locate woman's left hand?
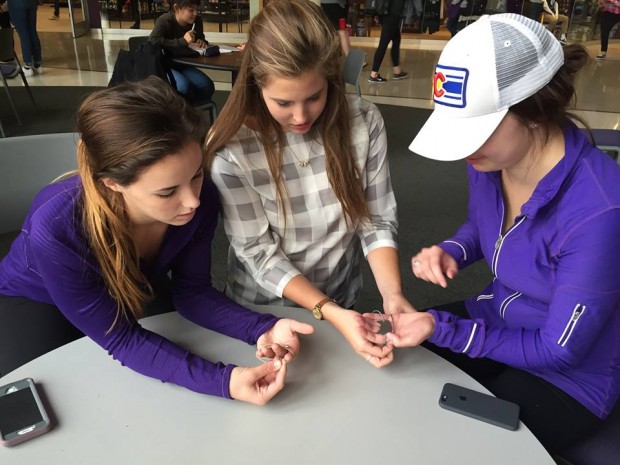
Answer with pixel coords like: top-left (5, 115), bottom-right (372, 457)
top-left (195, 39), bottom-right (207, 48)
top-left (382, 292), bottom-right (417, 315)
top-left (256, 318), bottom-right (315, 362)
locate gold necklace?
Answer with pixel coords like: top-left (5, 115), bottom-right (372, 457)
top-left (289, 137), bottom-right (316, 168)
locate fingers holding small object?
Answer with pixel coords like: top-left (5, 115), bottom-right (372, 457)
top-left (365, 351), bottom-right (394, 368)
top-left (256, 343), bottom-right (296, 363)
top-left (373, 351), bottom-right (394, 367)
top-left (283, 344), bottom-right (296, 360)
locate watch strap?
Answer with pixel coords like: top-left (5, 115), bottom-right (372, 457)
top-left (311, 297), bottom-right (333, 320)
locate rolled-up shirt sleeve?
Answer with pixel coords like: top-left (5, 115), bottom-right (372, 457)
top-left (356, 102), bottom-right (398, 255)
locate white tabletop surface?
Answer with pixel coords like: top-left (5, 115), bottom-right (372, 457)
top-left (0, 305), bottom-right (555, 464)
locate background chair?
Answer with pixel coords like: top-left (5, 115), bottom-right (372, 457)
top-left (0, 133), bottom-right (79, 237)
top-left (588, 128), bottom-right (620, 164)
top-left (0, 28), bottom-right (37, 127)
top-left (128, 34), bottom-right (149, 52)
top-left (343, 48), bottom-right (366, 96)
top-left (127, 36), bottom-right (217, 125)
top-left (195, 101), bottom-right (217, 126)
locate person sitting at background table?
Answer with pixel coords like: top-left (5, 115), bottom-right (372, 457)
top-left (359, 13), bottom-right (620, 458)
top-left (0, 77), bottom-right (314, 406)
top-left (149, 0), bottom-right (215, 105)
top-left (205, 0), bottom-right (413, 368)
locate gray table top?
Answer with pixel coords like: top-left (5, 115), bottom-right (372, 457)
top-left (0, 305), bottom-right (555, 464)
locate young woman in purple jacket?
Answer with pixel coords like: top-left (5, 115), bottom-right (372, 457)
top-left (0, 77), bottom-right (313, 405)
top-left (359, 14), bottom-right (620, 457)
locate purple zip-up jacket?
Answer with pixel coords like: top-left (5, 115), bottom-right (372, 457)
top-left (0, 176), bottom-right (279, 398)
top-left (432, 124), bottom-right (620, 419)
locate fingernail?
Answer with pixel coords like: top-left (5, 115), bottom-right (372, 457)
top-left (274, 359), bottom-right (282, 369)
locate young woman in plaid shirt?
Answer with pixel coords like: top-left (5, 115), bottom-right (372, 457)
top-left (206, 0), bottom-right (415, 367)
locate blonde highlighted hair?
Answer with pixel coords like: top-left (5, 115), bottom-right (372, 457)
top-left (205, 0), bottom-right (369, 224)
top-left (76, 77), bottom-right (206, 329)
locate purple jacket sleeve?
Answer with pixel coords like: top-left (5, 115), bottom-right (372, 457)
top-left (428, 210), bottom-right (620, 371)
top-left (170, 190), bottom-right (279, 346)
top-left (28, 211), bottom-right (274, 400)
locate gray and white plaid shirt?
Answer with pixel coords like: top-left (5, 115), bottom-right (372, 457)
top-left (211, 95), bottom-right (398, 308)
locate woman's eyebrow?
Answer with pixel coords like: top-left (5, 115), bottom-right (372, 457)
top-left (155, 167), bottom-right (203, 192)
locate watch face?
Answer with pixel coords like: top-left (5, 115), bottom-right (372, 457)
top-left (312, 307), bottom-right (323, 320)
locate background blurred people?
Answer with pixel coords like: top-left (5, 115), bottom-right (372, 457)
top-left (541, 0), bottom-right (568, 44)
top-left (368, 0), bottom-right (408, 82)
top-left (8, 0), bottom-right (43, 75)
top-left (117, 0), bottom-right (141, 29)
top-left (596, 0), bottom-right (620, 58)
top-left (49, 0), bottom-right (59, 20)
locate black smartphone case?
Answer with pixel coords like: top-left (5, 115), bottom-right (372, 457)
top-left (439, 383), bottom-right (520, 431)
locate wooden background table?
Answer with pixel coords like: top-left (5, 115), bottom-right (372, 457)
top-left (173, 50), bottom-right (242, 84)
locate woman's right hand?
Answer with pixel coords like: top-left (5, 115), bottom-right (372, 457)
top-left (183, 30), bottom-right (195, 44)
top-left (325, 306), bottom-right (394, 368)
top-left (229, 359), bottom-right (287, 406)
top-left (411, 245), bottom-right (458, 288)
top-left (357, 311), bottom-right (436, 348)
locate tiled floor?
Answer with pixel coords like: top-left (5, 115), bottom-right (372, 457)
top-left (5, 12), bottom-right (620, 130)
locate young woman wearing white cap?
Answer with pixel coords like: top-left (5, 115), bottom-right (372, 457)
top-left (358, 13), bottom-right (620, 457)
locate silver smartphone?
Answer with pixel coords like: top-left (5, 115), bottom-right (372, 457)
top-left (0, 378), bottom-right (52, 446)
top-left (439, 383), bottom-right (520, 431)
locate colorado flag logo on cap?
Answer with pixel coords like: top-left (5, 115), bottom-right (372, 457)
top-left (433, 65), bottom-right (468, 108)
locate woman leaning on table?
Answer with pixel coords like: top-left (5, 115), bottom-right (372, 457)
top-left (205, 0), bottom-right (413, 367)
top-left (0, 77), bottom-right (313, 405)
top-left (359, 14), bottom-right (620, 457)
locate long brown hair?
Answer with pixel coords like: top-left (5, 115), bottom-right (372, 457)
top-left (205, 0), bottom-right (369, 225)
top-left (76, 77), bottom-right (206, 328)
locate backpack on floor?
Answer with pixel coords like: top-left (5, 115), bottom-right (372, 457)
top-left (108, 42), bottom-right (176, 90)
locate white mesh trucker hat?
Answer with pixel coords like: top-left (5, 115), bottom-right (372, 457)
top-left (409, 13), bottom-right (564, 161)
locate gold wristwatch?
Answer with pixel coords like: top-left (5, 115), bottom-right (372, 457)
top-left (311, 298), bottom-right (334, 320)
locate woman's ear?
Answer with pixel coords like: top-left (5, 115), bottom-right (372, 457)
top-left (101, 177), bottom-right (124, 193)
